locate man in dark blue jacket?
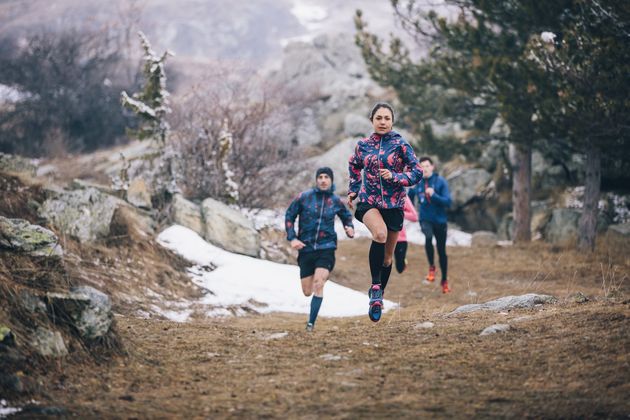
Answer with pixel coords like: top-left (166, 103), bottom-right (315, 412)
top-left (285, 167), bottom-right (354, 331)
top-left (409, 157), bottom-right (452, 293)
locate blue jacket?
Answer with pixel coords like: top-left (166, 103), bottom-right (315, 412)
top-left (408, 173), bottom-right (451, 224)
top-left (285, 186), bottom-right (354, 254)
top-left (348, 131), bottom-right (423, 209)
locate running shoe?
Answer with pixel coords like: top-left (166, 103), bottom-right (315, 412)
top-left (402, 258), bottom-right (408, 273)
top-left (368, 284), bottom-right (383, 322)
top-left (425, 265), bottom-right (436, 283)
top-left (305, 322), bottom-right (314, 332)
top-left (441, 280), bottom-right (451, 294)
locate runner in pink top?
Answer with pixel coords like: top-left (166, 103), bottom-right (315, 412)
top-left (393, 196), bottom-right (418, 276)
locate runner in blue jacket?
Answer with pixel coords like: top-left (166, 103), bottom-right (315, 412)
top-left (409, 157), bottom-right (452, 293)
top-left (285, 167), bottom-right (354, 331)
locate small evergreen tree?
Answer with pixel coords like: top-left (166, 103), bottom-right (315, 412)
top-left (121, 31), bottom-right (173, 144)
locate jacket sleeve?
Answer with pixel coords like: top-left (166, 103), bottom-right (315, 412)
top-left (403, 196), bottom-right (419, 222)
top-left (285, 195), bottom-right (302, 241)
top-left (392, 143), bottom-right (423, 187)
top-left (335, 197), bottom-right (354, 228)
top-left (348, 143), bottom-right (363, 195)
top-left (430, 177), bottom-right (452, 208)
top-left (407, 184), bottom-right (418, 207)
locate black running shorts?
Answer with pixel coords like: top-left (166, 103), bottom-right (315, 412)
top-left (354, 202), bottom-right (404, 232)
top-left (297, 249), bottom-right (336, 279)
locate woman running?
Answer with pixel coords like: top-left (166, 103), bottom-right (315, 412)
top-left (347, 102), bottom-right (423, 322)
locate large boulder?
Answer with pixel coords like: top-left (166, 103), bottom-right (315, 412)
top-left (544, 208), bottom-right (608, 246)
top-left (39, 187), bottom-right (124, 243)
top-left (201, 198), bottom-right (260, 257)
top-left (170, 194), bottom-right (204, 236)
top-left (0, 216), bottom-right (63, 258)
top-left (46, 286), bottom-right (113, 340)
top-left (447, 168), bottom-right (493, 209)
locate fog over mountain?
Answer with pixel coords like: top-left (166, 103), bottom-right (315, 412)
top-left (0, 0), bottom-right (410, 66)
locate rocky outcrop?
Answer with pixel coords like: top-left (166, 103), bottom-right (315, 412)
top-left (201, 198), bottom-right (260, 257)
top-left (46, 286), bottom-right (113, 340)
top-left (449, 294), bottom-right (557, 315)
top-left (447, 168), bottom-right (493, 209)
top-left (0, 152), bottom-right (37, 176)
top-left (39, 187), bottom-right (125, 243)
top-left (274, 33), bottom-right (384, 150)
top-left (0, 216), bottom-right (62, 258)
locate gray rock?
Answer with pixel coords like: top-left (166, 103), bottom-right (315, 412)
top-left (18, 290), bottom-right (47, 314)
top-left (480, 324), bottom-right (511, 336)
top-left (0, 325), bottom-right (15, 346)
top-left (449, 293), bottom-right (557, 315)
top-left (478, 140), bottom-right (506, 172)
top-left (607, 223), bottom-right (630, 241)
top-left (39, 187), bottom-right (124, 243)
top-left (414, 321), bottom-right (435, 329)
top-left (126, 178), bottom-right (152, 209)
top-left (447, 168), bottom-right (493, 209)
top-left (0, 152), bottom-right (37, 176)
top-left (0, 217), bottom-right (63, 258)
top-left (343, 113), bottom-right (372, 137)
top-left (30, 327), bottom-right (68, 357)
top-left (47, 286), bottom-right (113, 340)
top-left (471, 231), bottom-right (498, 247)
top-left (544, 208), bottom-right (580, 246)
top-left (570, 292), bottom-right (589, 304)
top-left (170, 194), bottom-right (204, 236)
top-left (201, 198), bottom-right (260, 257)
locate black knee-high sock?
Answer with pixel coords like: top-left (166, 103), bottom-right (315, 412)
top-left (380, 264), bottom-right (393, 292)
top-left (369, 241), bottom-right (385, 284)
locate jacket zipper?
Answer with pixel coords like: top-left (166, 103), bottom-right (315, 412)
top-left (313, 194), bottom-right (325, 250)
top-left (378, 137), bottom-right (384, 206)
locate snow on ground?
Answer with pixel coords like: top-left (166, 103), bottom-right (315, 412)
top-left (0, 399), bottom-right (22, 418)
top-left (157, 225), bottom-right (395, 319)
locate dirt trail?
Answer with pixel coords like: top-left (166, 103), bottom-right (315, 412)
top-left (25, 240), bottom-right (630, 418)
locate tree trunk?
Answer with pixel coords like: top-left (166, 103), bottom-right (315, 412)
top-left (577, 143), bottom-right (601, 252)
top-left (509, 142), bottom-right (532, 243)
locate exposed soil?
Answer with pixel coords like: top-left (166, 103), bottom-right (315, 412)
top-left (12, 238), bottom-right (629, 418)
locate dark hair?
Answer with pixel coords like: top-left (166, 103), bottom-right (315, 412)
top-left (419, 156), bottom-right (434, 164)
top-left (369, 102), bottom-right (395, 123)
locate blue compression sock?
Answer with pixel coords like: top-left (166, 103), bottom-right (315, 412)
top-left (309, 296), bottom-right (323, 325)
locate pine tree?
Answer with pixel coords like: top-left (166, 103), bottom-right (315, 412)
top-left (356, 1), bottom-right (570, 243)
top-left (527, 2), bottom-right (630, 251)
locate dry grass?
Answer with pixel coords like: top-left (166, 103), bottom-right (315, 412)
top-left (11, 238), bottom-right (629, 418)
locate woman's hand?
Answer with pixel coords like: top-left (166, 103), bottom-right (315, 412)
top-left (344, 226), bottom-right (355, 238)
top-left (290, 239), bottom-right (305, 250)
top-left (379, 168), bottom-right (393, 180)
top-left (347, 192), bottom-right (357, 210)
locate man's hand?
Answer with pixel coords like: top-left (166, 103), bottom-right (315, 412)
top-left (290, 239), bottom-right (305, 250)
top-left (347, 192), bottom-right (357, 210)
top-left (344, 226), bottom-right (355, 238)
top-left (426, 187), bottom-right (435, 196)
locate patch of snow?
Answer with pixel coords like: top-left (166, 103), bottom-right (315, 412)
top-left (291, 1), bottom-right (328, 28)
top-left (158, 225), bottom-right (396, 318)
top-left (541, 31), bottom-right (556, 43)
top-left (0, 399), bottom-right (22, 417)
top-left (149, 304), bottom-right (193, 322)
